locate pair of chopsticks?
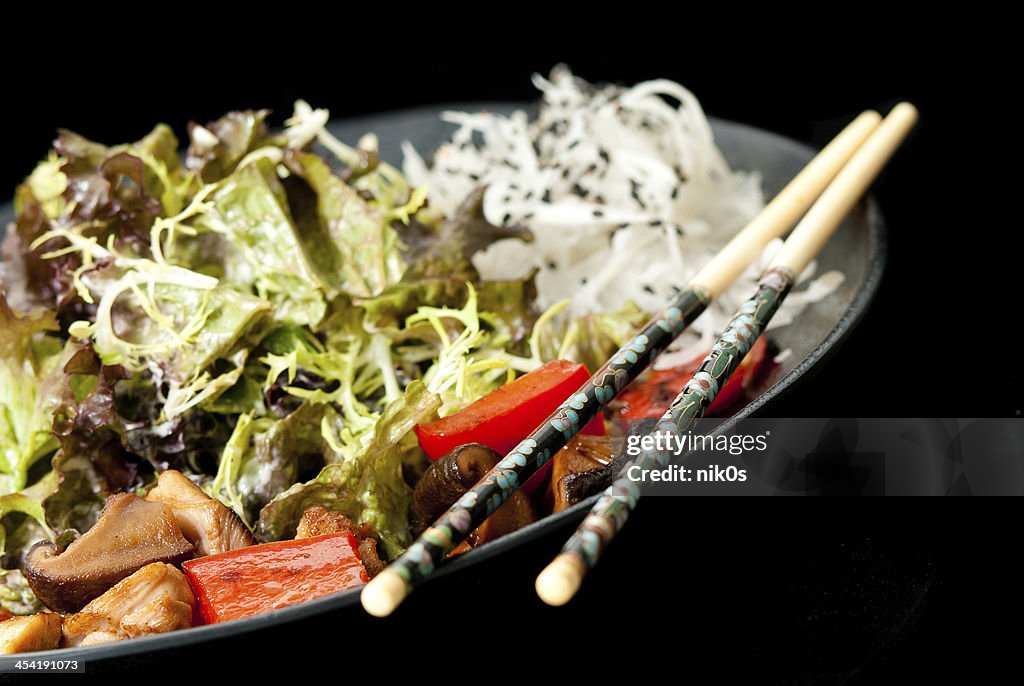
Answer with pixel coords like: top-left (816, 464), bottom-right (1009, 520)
top-left (363, 103), bottom-right (917, 616)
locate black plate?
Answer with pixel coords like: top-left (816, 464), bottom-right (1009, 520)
top-left (0, 103), bottom-right (883, 664)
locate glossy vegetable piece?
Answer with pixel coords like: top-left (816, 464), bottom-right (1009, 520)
top-left (616, 336), bottom-right (769, 419)
top-left (415, 359), bottom-right (605, 461)
top-left (181, 533), bottom-right (369, 624)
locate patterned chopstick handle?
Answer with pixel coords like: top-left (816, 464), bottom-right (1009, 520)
top-left (389, 287), bottom-right (711, 589)
top-left (560, 267), bottom-right (794, 570)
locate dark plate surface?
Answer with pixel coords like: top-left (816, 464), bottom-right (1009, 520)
top-left (0, 103), bottom-right (883, 665)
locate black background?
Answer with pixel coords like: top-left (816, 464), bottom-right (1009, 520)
top-left (1, 17), bottom-right (1017, 683)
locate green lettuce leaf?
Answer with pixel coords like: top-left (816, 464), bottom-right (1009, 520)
top-left (196, 158), bottom-right (326, 326)
top-left (43, 451), bottom-right (118, 536)
top-left (286, 152), bottom-right (404, 299)
top-left (557, 301), bottom-right (649, 372)
top-left (89, 278), bottom-right (269, 381)
top-left (0, 481), bottom-right (55, 562)
top-left (1, 475), bottom-right (57, 615)
top-left (357, 186), bottom-right (539, 347)
top-left (0, 295), bottom-right (63, 493)
top-left (256, 380), bottom-right (440, 558)
top-left (207, 402), bottom-right (333, 526)
top-left (0, 570), bottom-right (41, 616)
top-left (186, 109), bottom-right (271, 183)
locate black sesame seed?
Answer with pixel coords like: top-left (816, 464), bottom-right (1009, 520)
top-left (567, 140), bottom-right (580, 150)
top-left (468, 173), bottom-right (480, 182)
top-left (593, 209), bottom-right (605, 218)
top-left (649, 219), bottom-right (663, 227)
top-left (580, 277), bottom-right (588, 285)
top-left (674, 227), bottom-right (684, 237)
top-left (670, 185), bottom-right (680, 200)
top-left (642, 285), bottom-right (655, 294)
top-left (630, 179), bottom-right (647, 209)
top-left (598, 148), bottom-right (610, 164)
top-left (547, 261), bottom-right (557, 270)
top-left (501, 212), bottom-right (512, 224)
top-left (541, 189), bottom-right (552, 203)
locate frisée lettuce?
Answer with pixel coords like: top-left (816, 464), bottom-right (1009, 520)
top-left (0, 101), bottom-right (544, 613)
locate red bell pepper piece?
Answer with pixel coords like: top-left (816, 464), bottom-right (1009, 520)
top-left (181, 533), bottom-right (368, 624)
top-left (415, 359), bottom-right (605, 462)
top-left (617, 336), bottom-right (769, 419)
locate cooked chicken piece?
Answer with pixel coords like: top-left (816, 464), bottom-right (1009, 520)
top-left (146, 470), bottom-right (254, 556)
top-left (61, 563), bottom-right (195, 647)
top-left (296, 505), bottom-right (355, 539)
top-left (0, 613), bottom-right (62, 654)
top-left (295, 506), bottom-right (385, 577)
top-left (23, 493), bottom-right (194, 613)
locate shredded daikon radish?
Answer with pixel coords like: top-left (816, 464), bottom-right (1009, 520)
top-left (403, 66), bottom-right (844, 368)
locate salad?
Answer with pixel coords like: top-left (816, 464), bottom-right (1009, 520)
top-left (0, 68), bottom-right (839, 653)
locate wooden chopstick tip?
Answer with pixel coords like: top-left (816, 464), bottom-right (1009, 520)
top-left (853, 109), bottom-right (883, 128)
top-left (536, 553), bottom-right (587, 607)
top-left (361, 568), bottom-right (408, 617)
top-left (887, 102), bottom-right (919, 128)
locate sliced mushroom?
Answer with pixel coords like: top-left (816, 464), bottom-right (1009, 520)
top-left (412, 443), bottom-right (537, 554)
top-left (22, 493), bottom-right (194, 613)
top-left (62, 562), bottom-right (195, 647)
top-left (450, 489), bottom-right (537, 555)
top-left (411, 443), bottom-right (502, 535)
top-left (551, 434), bottom-right (618, 512)
top-left (145, 470), bottom-right (254, 556)
top-left (0, 613), bottom-right (62, 654)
